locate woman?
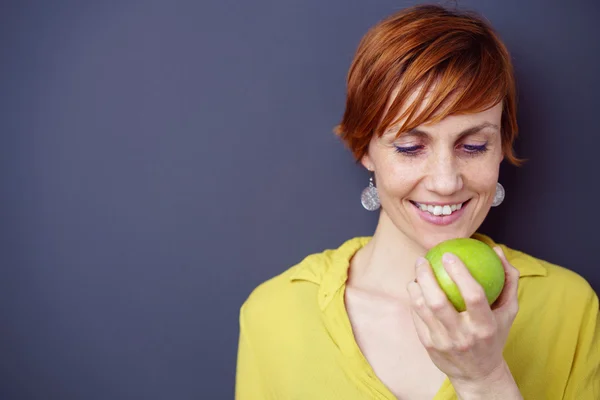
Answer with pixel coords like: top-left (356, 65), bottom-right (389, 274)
top-left (235, 4), bottom-right (600, 399)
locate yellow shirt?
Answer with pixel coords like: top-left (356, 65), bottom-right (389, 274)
top-left (235, 234), bottom-right (600, 399)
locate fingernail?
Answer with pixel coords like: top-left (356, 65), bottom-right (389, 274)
top-left (416, 257), bottom-right (427, 266)
top-left (442, 253), bottom-right (456, 264)
top-left (494, 246), bottom-right (505, 258)
top-left (414, 258), bottom-right (426, 276)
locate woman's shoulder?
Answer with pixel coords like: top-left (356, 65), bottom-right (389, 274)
top-left (486, 237), bottom-right (600, 395)
top-left (239, 251), bottom-right (326, 313)
top-left (239, 237), bottom-right (369, 327)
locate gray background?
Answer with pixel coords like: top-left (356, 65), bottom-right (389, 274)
top-left (2, 0), bottom-right (599, 399)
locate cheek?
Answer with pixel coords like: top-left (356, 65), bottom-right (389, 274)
top-left (377, 160), bottom-right (419, 193)
top-left (463, 162), bottom-right (499, 193)
top-left (377, 163), bottom-right (415, 198)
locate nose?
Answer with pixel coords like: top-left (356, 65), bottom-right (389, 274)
top-left (424, 149), bottom-right (464, 196)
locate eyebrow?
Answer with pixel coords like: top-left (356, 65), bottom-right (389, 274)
top-left (402, 122), bottom-right (500, 140)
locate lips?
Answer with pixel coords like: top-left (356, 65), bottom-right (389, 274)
top-left (410, 199), bottom-right (471, 226)
top-left (411, 200), bottom-right (470, 216)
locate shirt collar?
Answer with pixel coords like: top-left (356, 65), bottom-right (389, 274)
top-left (289, 237), bottom-right (370, 310)
top-left (290, 233), bottom-right (547, 311)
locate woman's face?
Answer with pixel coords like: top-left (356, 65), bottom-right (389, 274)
top-left (362, 97), bottom-right (504, 250)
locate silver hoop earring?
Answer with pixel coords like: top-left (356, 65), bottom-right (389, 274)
top-left (361, 175), bottom-right (380, 211)
top-left (491, 182), bottom-right (505, 207)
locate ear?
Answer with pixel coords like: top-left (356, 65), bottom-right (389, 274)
top-left (360, 153), bottom-right (374, 172)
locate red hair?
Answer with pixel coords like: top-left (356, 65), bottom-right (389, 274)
top-left (335, 4), bottom-right (523, 166)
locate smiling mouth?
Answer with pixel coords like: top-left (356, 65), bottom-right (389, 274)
top-left (409, 199), bottom-right (471, 216)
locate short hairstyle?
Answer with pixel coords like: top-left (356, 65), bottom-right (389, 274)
top-left (334, 4), bottom-right (523, 166)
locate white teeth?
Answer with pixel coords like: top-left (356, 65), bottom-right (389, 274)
top-left (415, 201), bottom-right (466, 216)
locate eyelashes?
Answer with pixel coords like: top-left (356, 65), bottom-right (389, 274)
top-left (394, 145), bottom-right (423, 155)
top-left (463, 144), bottom-right (489, 154)
top-left (394, 144), bottom-right (489, 157)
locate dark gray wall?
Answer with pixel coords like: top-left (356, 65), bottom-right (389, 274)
top-left (2, 0), bottom-right (598, 399)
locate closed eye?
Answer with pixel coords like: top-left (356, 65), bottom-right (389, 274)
top-left (394, 145), bottom-right (423, 155)
top-left (462, 144), bottom-right (488, 154)
top-left (394, 143), bottom-right (489, 157)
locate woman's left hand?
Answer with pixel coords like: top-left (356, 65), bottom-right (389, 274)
top-left (406, 246), bottom-right (520, 388)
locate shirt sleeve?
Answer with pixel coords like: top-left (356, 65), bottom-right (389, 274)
top-left (563, 290), bottom-right (600, 399)
top-left (235, 303), bottom-right (266, 400)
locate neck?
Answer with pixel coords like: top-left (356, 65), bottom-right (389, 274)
top-left (348, 211), bottom-right (426, 300)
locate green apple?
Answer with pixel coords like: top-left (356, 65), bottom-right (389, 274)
top-left (425, 238), bottom-right (505, 312)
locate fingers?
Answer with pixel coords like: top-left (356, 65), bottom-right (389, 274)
top-left (406, 281), bottom-right (435, 346)
top-left (442, 252), bottom-right (493, 325)
top-left (407, 279), bottom-right (458, 350)
top-left (407, 279), bottom-right (440, 332)
top-left (414, 257), bottom-right (459, 330)
top-left (491, 246), bottom-right (520, 319)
